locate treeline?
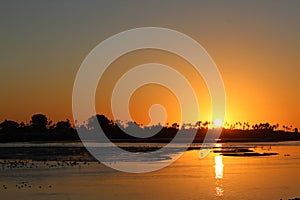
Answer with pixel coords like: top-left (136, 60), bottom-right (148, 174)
top-left (0, 114), bottom-right (299, 143)
top-left (0, 114), bottom-right (78, 142)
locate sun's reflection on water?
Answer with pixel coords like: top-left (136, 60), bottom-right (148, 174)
top-left (215, 155), bottom-right (223, 179)
top-left (214, 155), bottom-right (224, 197)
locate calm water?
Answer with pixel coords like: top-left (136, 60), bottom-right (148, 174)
top-left (0, 141), bottom-right (299, 200)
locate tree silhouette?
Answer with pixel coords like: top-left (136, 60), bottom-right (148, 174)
top-left (171, 123), bottom-right (179, 129)
top-left (283, 125), bottom-right (286, 131)
top-left (0, 113), bottom-right (299, 143)
top-left (30, 114), bottom-right (49, 130)
top-left (202, 121), bottom-right (209, 129)
top-left (195, 121), bottom-right (202, 129)
top-left (55, 119), bottom-right (72, 130)
top-left (0, 120), bottom-right (19, 131)
top-left (246, 122), bottom-right (250, 130)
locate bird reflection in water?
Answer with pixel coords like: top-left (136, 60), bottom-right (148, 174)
top-left (214, 155), bottom-right (224, 197)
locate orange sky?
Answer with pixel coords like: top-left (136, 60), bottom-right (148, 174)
top-left (95, 49), bottom-right (211, 126)
top-left (0, 1), bottom-right (299, 129)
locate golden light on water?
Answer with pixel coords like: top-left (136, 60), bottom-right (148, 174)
top-left (214, 155), bottom-right (224, 179)
top-left (214, 155), bottom-right (224, 197)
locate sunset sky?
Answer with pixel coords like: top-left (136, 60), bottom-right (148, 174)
top-left (1, 1), bottom-right (300, 128)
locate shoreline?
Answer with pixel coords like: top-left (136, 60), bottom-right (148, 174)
top-left (1, 137), bottom-right (300, 144)
top-left (0, 141), bottom-right (299, 161)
